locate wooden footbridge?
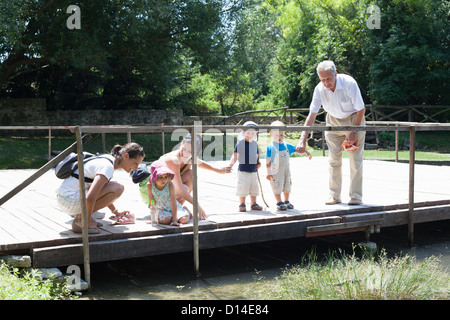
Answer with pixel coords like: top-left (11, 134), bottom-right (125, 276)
top-left (0, 123), bottom-right (449, 290)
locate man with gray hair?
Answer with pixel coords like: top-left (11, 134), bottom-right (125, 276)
top-left (296, 60), bottom-right (366, 205)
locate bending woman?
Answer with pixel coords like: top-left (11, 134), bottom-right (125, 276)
top-left (56, 142), bottom-right (145, 234)
top-left (159, 134), bottom-right (231, 220)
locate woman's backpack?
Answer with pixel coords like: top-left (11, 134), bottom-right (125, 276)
top-left (55, 152), bottom-right (113, 182)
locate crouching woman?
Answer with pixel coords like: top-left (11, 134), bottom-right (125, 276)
top-left (56, 143), bottom-right (145, 234)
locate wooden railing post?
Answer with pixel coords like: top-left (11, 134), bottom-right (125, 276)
top-left (408, 125), bottom-right (416, 247)
top-left (395, 124), bottom-right (399, 162)
top-left (101, 133), bottom-right (106, 154)
top-left (191, 122), bottom-right (201, 277)
top-left (75, 126), bottom-right (91, 290)
top-left (48, 128), bottom-right (52, 161)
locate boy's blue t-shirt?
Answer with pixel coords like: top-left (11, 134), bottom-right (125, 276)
top-left (266, 141), bottom-right (296, 163)
top-left (234, 139), bottom-right (259, 172)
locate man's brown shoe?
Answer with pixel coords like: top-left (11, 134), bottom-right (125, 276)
top-left (325, 197), bottom-right (341, 205)
top-left (348, 198), bottom-right (362, 205)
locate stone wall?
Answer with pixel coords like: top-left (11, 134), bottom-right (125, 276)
top-left (0, 99), bottom-right (48, 126)
top-left (46, 108), bottom-right (184, 126)
top-left (0, 99), bottom-right (281, 127)
top-left (0, 99), bottom-right (184, 126)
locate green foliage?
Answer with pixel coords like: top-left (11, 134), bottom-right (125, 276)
top-left (0, 261), bottom-right (74, 300)
top-left (261, 0), bottom-right (370, 108)
top-left (365, 0), bottom-right (450, 105)
top-left (257, 0), bottom-right (449, 108)
top-left (0, 0), bottom-right (448, 115)
top-left (0, 0), bottom-right (231, 113)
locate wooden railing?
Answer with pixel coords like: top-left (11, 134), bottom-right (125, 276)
top-left (1, 122), bottom-right (450, 289)
top-left (285, 105), bottom-right (450, 124)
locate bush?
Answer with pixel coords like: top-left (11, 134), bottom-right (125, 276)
top-left (0, 261), bottom-right (74, 300)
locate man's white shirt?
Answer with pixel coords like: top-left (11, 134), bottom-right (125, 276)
top-left (310, 73), bottom-right (365, 119)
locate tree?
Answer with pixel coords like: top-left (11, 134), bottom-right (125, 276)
top-left (0, 0), bottom-right (232, 113)
top-left (364, 0), bottom-right (450, 105)
top-left (176, 0), bottom-right (278, 116)
top-left (2, 0), bottom-right (447, 116)
top-left (259, 0), bottom-right (449, 109)
top-left (261, 0), bottom-right (371, 109)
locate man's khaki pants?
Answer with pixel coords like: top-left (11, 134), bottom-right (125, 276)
top-left (325, 113), bottom-right (365, 201)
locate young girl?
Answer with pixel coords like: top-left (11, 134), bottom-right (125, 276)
top-left (146, 160), bottom-right (190, 226)
top-left (56, 142), bottom-right (145, 234)
top-left (159, 133), bottom-right (231, 220)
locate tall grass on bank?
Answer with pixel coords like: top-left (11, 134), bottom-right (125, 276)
top-left (0, 261), bottom-right (74, 300)
top-left (251, 248), bottom-right (450, 300)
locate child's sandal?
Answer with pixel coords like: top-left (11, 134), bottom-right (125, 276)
top-left (109, 210), bottom-right (131, 221)
top-left (284, 201), bottom-right (294, 209)
top-left (113, 212), bottom-right (135, 225)
top-left (251, 203), bottom-right (263, 211)
top-left (277, 201), bottom-right (287, 211)
top-left (239, 203), bottom-right (246, 212)
top-left (276, 202), bottom-right (287, 211)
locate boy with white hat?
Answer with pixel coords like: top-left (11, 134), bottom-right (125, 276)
top-left (226, 121), bottom-right (263, 212)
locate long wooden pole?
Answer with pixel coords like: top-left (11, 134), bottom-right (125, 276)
top-left (408, 126), bottom-right (416, 247)
top-left (48, 128), bottom-right (52, 161)
top-left (75, 126), bottom-right (91, 290)
top-left (395, 124), bottom-right (399, 162)
top-left (191, 123), bottom-right (200, 277)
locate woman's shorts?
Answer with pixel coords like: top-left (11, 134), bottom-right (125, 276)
top-left (56, 190), bottom-right (87, 215)
top-left (236, 171), bottom-right (259, 197)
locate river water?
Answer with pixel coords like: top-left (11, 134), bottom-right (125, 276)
top-left (82, 220), bottom-right (450, 300)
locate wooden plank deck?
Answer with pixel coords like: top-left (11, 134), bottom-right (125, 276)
top-left (0, 157), bottom-right (449, 268)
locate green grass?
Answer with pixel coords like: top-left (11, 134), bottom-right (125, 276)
top-left (304, 149), bottom-right (450, 162)
top-left (261, 131), bottom-right (450, 163)
top-left (379, 131), bottom-right (450, 153)
top-left (0, 261), bottom-right (75, 300)
top-left (0, 133), bottom-right (181, 169)
top-left (0, 130), bottom-right (449, 169)
top-left (249, 248), bottom-right (450, 300)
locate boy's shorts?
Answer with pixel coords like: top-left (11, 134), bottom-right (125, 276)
top-left (269, 165), bottom-right (292, 194)
top-left (236, 171), bottom-right (260, 197)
